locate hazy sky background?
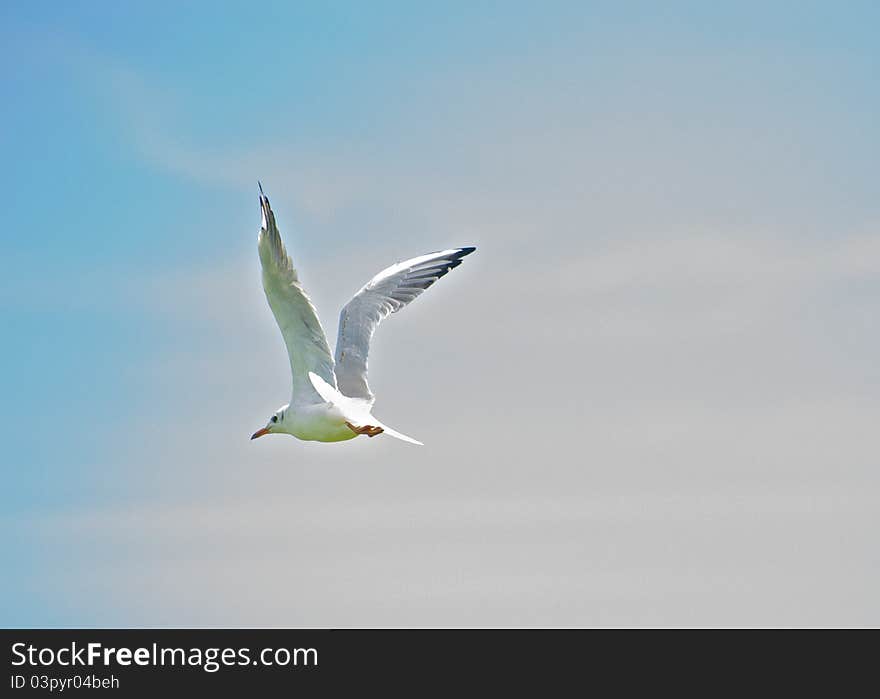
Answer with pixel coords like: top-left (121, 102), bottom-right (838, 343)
top-left (2, 1), bottom-right (879, 626)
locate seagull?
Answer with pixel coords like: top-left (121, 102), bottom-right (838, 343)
top-left (250, 184), bottom-right (476, 446)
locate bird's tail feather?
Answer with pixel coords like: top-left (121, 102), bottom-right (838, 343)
top-left (371, 420), bottom-right (424, 446)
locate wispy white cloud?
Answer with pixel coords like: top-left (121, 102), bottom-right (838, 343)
top-left (15, 487), bottom-right (878, 626)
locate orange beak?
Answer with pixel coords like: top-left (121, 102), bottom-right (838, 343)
top-left (251, 427), bottom-right (270, 440)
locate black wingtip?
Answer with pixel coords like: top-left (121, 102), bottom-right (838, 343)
top-left (258, 182), bottom-right (271, 213)
top-left (458, 246), bottom-right (477, 256)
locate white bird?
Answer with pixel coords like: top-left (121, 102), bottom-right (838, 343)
top-left (250, 185), bottom-right (475, 446)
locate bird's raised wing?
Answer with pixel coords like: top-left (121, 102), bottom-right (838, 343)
top-left (334, 247), bottom-right (476, 402)
top-left (258, 189), bottom-right (336, 405)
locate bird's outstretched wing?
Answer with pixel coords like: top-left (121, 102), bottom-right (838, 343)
top-left (258, 189), bottom-right (336, 405)
top-left (334, 247), bottom-right (476, 402)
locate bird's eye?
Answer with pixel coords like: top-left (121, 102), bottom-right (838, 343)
top-left (271, 415), bottom-right (278, 423)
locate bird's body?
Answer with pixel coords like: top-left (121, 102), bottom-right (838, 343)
top-left (251, 185), bottom-right (475, 446)
top-left (276, 402), bottom-right (354, 443)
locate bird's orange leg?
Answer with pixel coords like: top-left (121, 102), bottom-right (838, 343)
top-left (345, 422), bottom-right (384, 437)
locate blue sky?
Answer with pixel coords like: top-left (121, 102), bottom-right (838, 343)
top-left (2, 2), bottom-right (879, 626)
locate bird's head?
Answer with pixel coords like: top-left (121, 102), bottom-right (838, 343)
top-left (251, 406), bottom-right (287, 440)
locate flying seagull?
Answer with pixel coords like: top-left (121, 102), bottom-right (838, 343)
top-left (250, 185), bottom-right (475, 446)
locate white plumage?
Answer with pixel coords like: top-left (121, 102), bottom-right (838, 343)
top-left (250, 185), bottom-right (475, 446)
